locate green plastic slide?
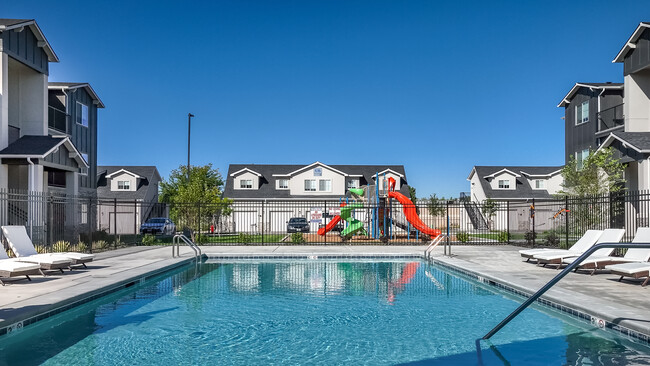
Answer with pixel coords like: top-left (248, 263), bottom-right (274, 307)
top-left (340, 202), bottom-right (367, 237)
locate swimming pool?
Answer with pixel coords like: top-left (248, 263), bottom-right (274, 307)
top-left (1, 259), bottom-right (649, 365)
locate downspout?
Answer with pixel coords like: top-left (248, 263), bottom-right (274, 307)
top-left (27, 157), bottom-right (34, 238)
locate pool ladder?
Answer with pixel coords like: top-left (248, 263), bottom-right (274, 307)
top-left (172, 234), bottom-right (202, 260)
top-left (424, 234), bottom-right (448, 258)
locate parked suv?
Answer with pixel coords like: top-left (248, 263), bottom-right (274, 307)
top-left (140, 218), bottom-right (176, 235)
top-left (287, 217), bottom-right (310, 233)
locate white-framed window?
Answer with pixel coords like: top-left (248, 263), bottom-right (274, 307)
top-left (304, 179), bottom-right (316, 192)
top-left (80, 153), bottom-right (89, 176)
top-left (534, 179), bottom-right (545, 189)
top-left (498, 180), bottom-right (510, 189)
top-left (240, 179), bottom-right (253, 189)
top-left (347, 179), bottom-right (359, 189)
top-left (575, 100), bottom-right (589, 125)
top-left (277, 179), bottom-right (289, 189)
top-left (319, 179), bottom-right (331, 192)
top-left (117, 180), bottom-right (130, 190)
top-left (576, 149), bottom-right (590, 170)
top-left (76, 102), bottom-right (89, 127)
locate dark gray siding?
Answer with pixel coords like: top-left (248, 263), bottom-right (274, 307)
top-left (600, 90), bottom-right (624, 110)
top-left (564, 88), bottom-right (598, 163)
top-left (624, 28), bottom-right (650, 76)
top-left (65, 88), bottom-right (97, 189)
top-left (1, 26), bottom-right (49, 74)
top-left (44, 146), bottom-right (79, 169)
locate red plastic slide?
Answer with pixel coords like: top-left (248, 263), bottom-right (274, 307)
top-left (317, 215), bottom-right (342, 236)
top-left (387, 191), bottom-right (442, 238)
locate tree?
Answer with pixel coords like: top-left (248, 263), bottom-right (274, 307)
top-left (481, 197), bottom-right (498, 230)
top-left (408, 186), bottom-right (420, 214)
top-left (160, 164), bottom-right (232, 241)
top-left (427, 193), bottom-right (446, 217)
top-left (559, 147), bottom-right (625, 197)
top-left (559, 147), bottom-right (625, 232)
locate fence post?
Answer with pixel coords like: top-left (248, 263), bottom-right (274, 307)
top-left (532, 198), bottom-right (536, 246)
top-left (113, 198), bottom-right (117, 249)
top-left (446, 200), bottom-right (450, 256)
top-left (261, 200), bottom-right (265, 245)
top-left (324, 200), bottom-right (327, 245)
top-left (506, 200), bottom-right (510, 244)
top-left (88, 197), bottom-right (93, 254)
top-left (198, 202), bottom-right (201, 243)
top-left (565, 195), bottom-right (569, 248)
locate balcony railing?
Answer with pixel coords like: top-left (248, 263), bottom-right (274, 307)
top-left (48, 106), bottom-right (68, 133)
top-left (597, 103), bottom-right (624, 132)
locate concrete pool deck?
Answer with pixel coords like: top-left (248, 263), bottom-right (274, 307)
top-left (1, 244), bottom-right (650, 341)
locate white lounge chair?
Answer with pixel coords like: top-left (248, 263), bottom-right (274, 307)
top-left (563, 227), bottom-right (650, 275)
top-left (605, 262), bottom-right (650, 286)
top-left (533, 228), bottom-right (625, 268)
top-left (0, 247), bottom-right (42, 286)
top-left (519, 230), bottom-right (603, 262)
top-left (1, 226), bottom-right (85, 273)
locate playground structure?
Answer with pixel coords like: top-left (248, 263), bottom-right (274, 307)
top-left (317, 172), bottom-right (442, 243)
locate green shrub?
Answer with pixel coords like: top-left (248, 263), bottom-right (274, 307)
top-left (497, 231), bottom-right (509, 242)
top-left (141, 234), bottom-right (156, 246)
top-left (194, 234), bottom-right (209, 244)
top-left (291, 232), bottom-right (306, 244)
top-left (456, 232), bottom-right (469, 243)
top-left (525, 230), bottom-right (537, 245)
top-left (74, 242), bottom-right (88, 253)
top-left (545, 231), bottom-right (561, 247)
top-left (92, 240), bottom-right (110, 251)
top-left (238, 233), bottom-right (252, 244)
top-left (34, 245), bottom-right (49, 254)
top-left (52, 240), bottom-right (71, 253)
top-left (80, 230), bottom-right (112, 244)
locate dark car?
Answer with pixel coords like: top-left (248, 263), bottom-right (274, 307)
top-left (287, 217), bottom-right (310, 233)
top-left (140, 218), bottom-right (176, 235)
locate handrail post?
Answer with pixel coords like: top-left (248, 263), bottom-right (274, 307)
top-left (482, 242), bottom-right (650, 340)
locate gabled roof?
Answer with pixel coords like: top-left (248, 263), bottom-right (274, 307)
top-left (613, 22), bottom-right (650, 63)
top-left (48, 82), bottom-right (105, 108)
top-left (275, 161), bottom-right (349, 177)
top-left (230, 167), bottom-right (262, 177)
top-left (0, 135), bottom-right (87, 168)
top-left (97, 166), bottom-right (162, 200)
top-left (0, 19), bottom-right (59, 62)
top-left (105, 168), bottom-right (144, 179)
top-left (224, 163), bottom-right (409, 199)
top-left (373, 168), bottom-right (405, 178)
top-left (557, 82), bottom-right (623, 107)
top-left (598, 131), bottom-right (650, 153)
top-left (482, 168), bottom-right (521, 179)
top-left (468, 166), bottom-right (564, 200)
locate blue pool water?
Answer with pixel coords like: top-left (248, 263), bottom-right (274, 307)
top-left (1, 259), bottom-right (650, 365)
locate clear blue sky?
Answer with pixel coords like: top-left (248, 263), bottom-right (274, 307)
top-left (3, 1), bottom-right (647, 197)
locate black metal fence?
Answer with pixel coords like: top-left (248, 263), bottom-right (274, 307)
top-left (2, 189), bottom-right (650, 251)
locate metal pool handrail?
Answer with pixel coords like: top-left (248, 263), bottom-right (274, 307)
top-left (425, 234), bottom-right (448, 258)
top-left (482, 242), bottom-right (650, 340)
top-left (172, 234), bottom-right (201, 259)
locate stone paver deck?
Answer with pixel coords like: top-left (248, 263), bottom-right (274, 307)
top-left (1, 244), bottom-right (649, 340)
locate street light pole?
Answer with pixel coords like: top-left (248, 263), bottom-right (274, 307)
top-left (187, 113), bottom-right (194, 181)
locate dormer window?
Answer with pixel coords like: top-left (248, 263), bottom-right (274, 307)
top-left (277, 179), bottom-right (289, 189)
top-left (534, 179), bottom-right (545, 189)
top-left (117, 180), bottom-right (130, 190)
top-left (347, 179), bottom-right (359, 189)
top-left (240, 180), bottom-right (253, 189)
top-left (576, 101), bottom-right (589, 125)
top-left (498, 180), bottom-right (510, 189)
